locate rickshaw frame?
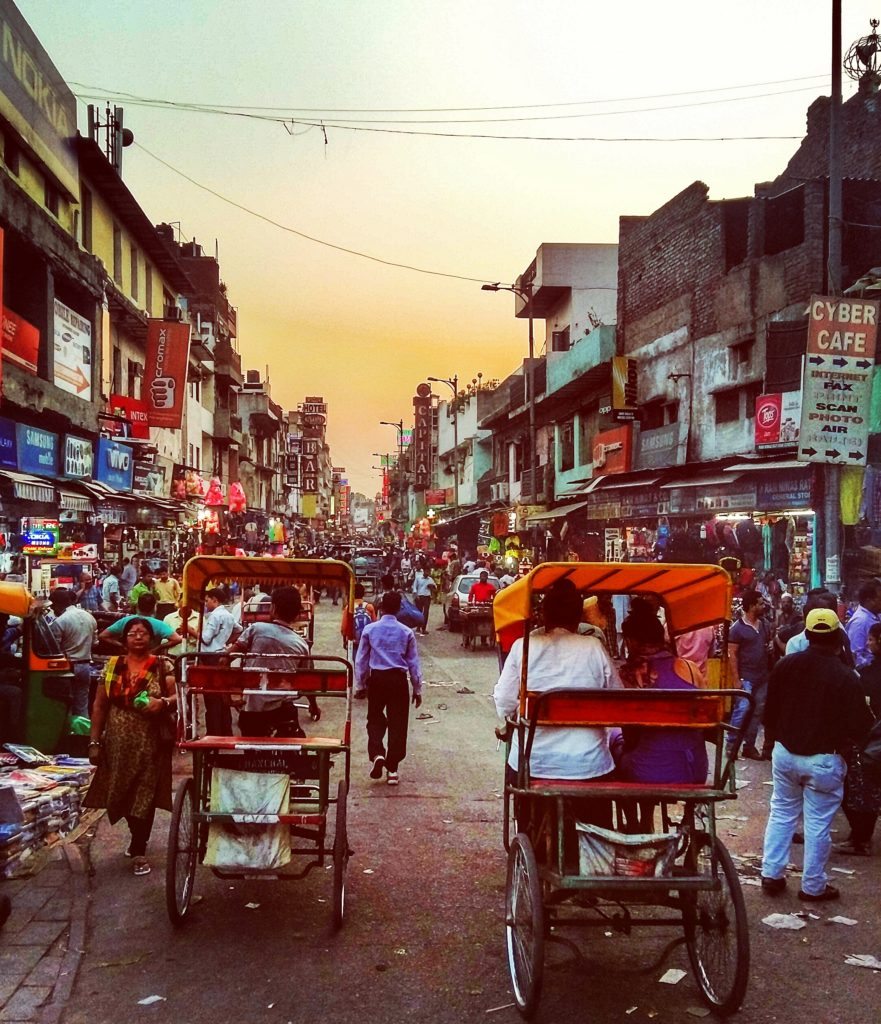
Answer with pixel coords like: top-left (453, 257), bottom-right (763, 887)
top-left (492, 562), bottom-right (754, 1018)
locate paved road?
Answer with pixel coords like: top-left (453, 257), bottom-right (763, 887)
top-left (63, 605), bottom-right (881, 1023)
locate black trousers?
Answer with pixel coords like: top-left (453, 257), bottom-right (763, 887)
top-left (125, 806), bottom-right (156, 857)
top-left (414, 596), bottom-right (431, 632)
top-left (366, 669), bottom-right (410, 771)
top-left (844, 807), bottom-right (878, 845)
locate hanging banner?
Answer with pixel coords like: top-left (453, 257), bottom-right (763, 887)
top-left (108, 394), bottom-right (150, 439)
top-left (144, 319), bottom-right (191, 428)
top-left (798, 296), bottom-right (878, 466)
top-left (53, 299), bottom-right (92, 399)
top-left (413, 383), bottom-right (432, 488)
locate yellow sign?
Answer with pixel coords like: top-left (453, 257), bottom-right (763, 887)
top-left (301, 494), bottom-right (317, 519)
top-left (612, 357), bottom-right (638, 419)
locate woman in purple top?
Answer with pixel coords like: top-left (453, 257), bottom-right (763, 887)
top-left (614, 608), bottom-right (708, 786)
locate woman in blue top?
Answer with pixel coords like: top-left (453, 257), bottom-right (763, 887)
top-left (614, 608), bottom-right (708, 786)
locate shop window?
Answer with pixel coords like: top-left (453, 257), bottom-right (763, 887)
top-left (714, 390), bottom-right (740, 425)
top-left (579, 406), bottom-right (598, 465)
top-left (111, 346), bottom-right (122, 393)
top-left (130, 245), bottom-right (139, 301)
top-left (766, 320), bottom-right (806, 392)
top-left (763, 185), bottom-right (804, 256)
top-left (723, 198), bottom-right (750, 270)
top-left (559, 419), bottom-right (575, 472)
top-left (44, 181), bottom-right (59, 218)
top-left (729, 338), bottom-right (754, 373)
top-left (3, 133), bottom-right (19, 176)
top-left (81, 186), bottom-right (93, 252)
top-left (551, 326), bottom-right (570, 352)
top-left (126, 359), bottom-right (141, 399)
top-left (113, 223), bottom-right (122, 284)
top-left (742, 382), bottom-right (763, 418)
top-left (145, 265), bottom-right (153, 313)
top-left (641, 399), bottom-right (665, 431)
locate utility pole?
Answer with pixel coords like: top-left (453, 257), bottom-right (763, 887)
top-left (825, 0), bottom-right (843, 591)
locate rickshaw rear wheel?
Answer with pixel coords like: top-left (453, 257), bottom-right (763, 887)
top-left (505, 832), bottom-right (545, 1019)
top-left (684, 834), bottom-right (749, 1015)
top-left (332, 780), bottom-right (349, 930)
top-left (166, 778), bottom-right (197, 926)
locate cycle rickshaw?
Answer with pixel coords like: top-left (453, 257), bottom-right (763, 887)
top-left (493, 562), bottom-right (753, 1018)
top-left (165, 556), bottom-right (354, 930)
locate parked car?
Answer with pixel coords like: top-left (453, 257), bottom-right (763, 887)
top-left (442, 573), bottom-right (501, 631)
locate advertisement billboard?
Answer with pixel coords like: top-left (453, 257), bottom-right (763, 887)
top-left (2, 306), bottom-right (39, 375)
top-left (755, 392), bottom-right (802, 450)
top-left (144, 320), bottom-right (191, 429)
top-left (53, 299), bottom-right (92, 399)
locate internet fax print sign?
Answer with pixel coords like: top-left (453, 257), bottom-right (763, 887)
top-left (798, 296), bottom-right (878, 467)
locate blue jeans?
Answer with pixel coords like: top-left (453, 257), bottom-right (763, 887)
top-left (728, 678), bottom-right (767, 750)
top-left (761, 743), bottom-right (846, 895)
top-left (71, 663), bottom-right (93, 719)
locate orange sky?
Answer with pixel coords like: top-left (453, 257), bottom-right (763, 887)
top-left (18, 0), bottom-right (871, 495)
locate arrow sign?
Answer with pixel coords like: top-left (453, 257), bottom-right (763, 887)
top-left (54, 363), bottom-right (90, 394)
top-left (808, 355), bottom-right (825, 366)
top-left (800, 447), bottom-right (817, 457)
top-left (856, 360), bottom-right (872, 369)
top-left (832, 357), bottom-right (848, 367)
top-left (825, 449), bottom-right (842, 459)
top-left (848, 450), bottom-right (865, 460)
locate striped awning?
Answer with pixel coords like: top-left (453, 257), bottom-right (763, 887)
top-left (0, 470), bottom-right (55, 503)
top-left (59, 490), bottom-right (94, 512)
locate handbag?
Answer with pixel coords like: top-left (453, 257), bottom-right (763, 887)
top-left (158, 704), bottom-right (178, 745)
top-left (860, 718), bottom-right (881, 774)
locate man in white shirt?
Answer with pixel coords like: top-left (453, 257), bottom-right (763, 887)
top-left (494, 579), bottom-right (621, 858)
top-left (49, 588), bottom-right (97, 718)
top-left (191, 586), bottom-right (239, 652)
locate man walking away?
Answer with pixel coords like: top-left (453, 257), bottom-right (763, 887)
top-left (411, 567), bottom-right (435, 636)
top-left (728, 589), bottom-right (772, 759)
top-left (119, 557), bottom-right (137, 603)
top-left (354, 591), bottom-right (423, 786)
top-left (845, 581), bottom-right (881, 669)
top-left (760, 608), bottom-right (871, 902)
top-left (49, 588), bottom-right (97, 719)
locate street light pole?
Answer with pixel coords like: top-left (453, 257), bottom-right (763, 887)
top-left (427, 375), bottom-right (459, 513)
top-left (380, 420), bottom-right (405, 521)
top-left (482, 282), bottom-right (537, 503)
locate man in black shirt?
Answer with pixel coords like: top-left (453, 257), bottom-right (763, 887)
top-left (760, 608), bottom-right (871, 901)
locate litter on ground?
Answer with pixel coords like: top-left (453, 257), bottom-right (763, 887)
top-left (762, 913), bottom-right (807, 930)
top-left (845, 954), bottom-right (881, 970)
top-left (658, 968), bottom-right (687, 984)
top-left (137, 996), bottom-right (166, 1006)
top-left (829, 916), bottom-right (858, 926)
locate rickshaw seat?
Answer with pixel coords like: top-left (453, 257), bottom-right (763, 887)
top-left (526, 689), bottom-right (727, 729)
top-left (187, 664), bottom-right (349, 693)
top-left (179, 734), bottom-right (344, 751)
top-left (525, 778), bottom-right (728, 801)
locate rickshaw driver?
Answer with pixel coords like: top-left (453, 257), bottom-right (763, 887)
top-left (494, 579), bottom-right (623, 856)
top-left (227, 586), bottom-right (319, 736)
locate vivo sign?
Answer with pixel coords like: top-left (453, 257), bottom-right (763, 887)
top-left (95, 438), bottom-right (134, 491)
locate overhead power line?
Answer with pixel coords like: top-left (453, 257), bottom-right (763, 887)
top-left (135, 142), bottom-right (493, 285)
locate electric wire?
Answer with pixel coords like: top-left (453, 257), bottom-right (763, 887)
top-left (134, 142), bottom-right (495, 285)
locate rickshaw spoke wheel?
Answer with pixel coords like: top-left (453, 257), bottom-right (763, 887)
top-left (684, 835), bottom-right (749, 1015)
top-left (505, 833), bottom-right (544, 1019)
top-left (166, 778), bottom-right (197, 926)
top-left (332, 780), bottom-right (349, 931)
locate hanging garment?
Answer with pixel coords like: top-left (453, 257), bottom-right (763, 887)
top-left (228, 482), bottom-right (247, 513)
top-left (784, 515), bottom-right (796, 553)
top-left (840, 467), bottom-right (865, 526)
top-left (205, 477), bottom-right (225, 507)
top-left (762, 522), bottom-right (772, 570)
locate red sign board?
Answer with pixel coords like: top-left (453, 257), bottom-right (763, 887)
top-left (144, 320), bottom-right (191, 428)
top-left (425, 489), bottom-right (446, 505)
top-left (755, 392), bottom-right (801, 449)
top-left (109, 394), bottom-right (150, 439)
top-left (592, 425), bottom-right (633, 475)
top-left (805, 297), bottom-right (878, 358)
top-left (3, 306), bottom-right (40, 375)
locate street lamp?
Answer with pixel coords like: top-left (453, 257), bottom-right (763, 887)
top-left (380, 419), bottom-right (405, 519)
top-left (427, 375), bottom-right (459, 513)
top-left (482, 281), bottom-right (537, 503)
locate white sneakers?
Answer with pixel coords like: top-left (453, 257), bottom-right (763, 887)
top-left (386, 771), bottom-right (399, 786)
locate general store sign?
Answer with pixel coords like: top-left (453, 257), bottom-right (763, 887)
top-left (798, 296), bottom-right (878, 466)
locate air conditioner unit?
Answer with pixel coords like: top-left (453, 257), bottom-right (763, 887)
top-left (499, 481), bottom-right (510, 501)
top-left (490, 483), bottom-right (499, 501)
top-left (657, 500), bottom-right (670, 515)
top-left (163, 304), bottom-right (183, 321)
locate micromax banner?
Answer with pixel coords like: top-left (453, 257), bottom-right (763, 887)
top-left (144, 319), bottom-right (191, 429)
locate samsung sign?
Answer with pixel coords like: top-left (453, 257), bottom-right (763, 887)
top-left (95, 437), bottom-right (134, 491)
top-left (15, 423), bottom-right (58, 477)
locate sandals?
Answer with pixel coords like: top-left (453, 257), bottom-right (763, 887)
top-left (132, 857), bottom-right (151, 876)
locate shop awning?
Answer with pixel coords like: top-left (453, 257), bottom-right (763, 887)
top-left (661, 473), bottom-right (743, 490)
top-left (723, 460), bottom-right (806, 473)
top-left (0, 470), bottom-right (55, 503)
top-left (80, 481), bottom-right (138, 503)
top-left (59, 490), bottom-right (94, 512)
top-left (526, 501), bottom-right (590, 524)
top-left (580, 472), bottom-right (664, 494)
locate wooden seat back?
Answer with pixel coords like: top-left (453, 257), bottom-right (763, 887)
top-left (525, 688), bottom-right (727, 729)
top-left (186, 663), bottom-right (349, 694)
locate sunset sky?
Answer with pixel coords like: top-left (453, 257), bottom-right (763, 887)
top-left (18, 0), bottom-right (870, 496)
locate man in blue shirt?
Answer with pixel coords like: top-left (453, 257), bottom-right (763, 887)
top-left (845, 581), bottom-right (881, 669)
top-left (354, 591), bottom-right (423, 786)
top-left (728, 589), bottom-right (772, 759)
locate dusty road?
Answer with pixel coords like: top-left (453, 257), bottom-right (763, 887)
top-left (64, 603), bottom-right (881, 1023)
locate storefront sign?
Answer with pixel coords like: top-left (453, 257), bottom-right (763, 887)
top-left (133, 460), bottom-right (168, 496)
top-left (0, 416), bottom-right (16, 469)
top-left (612, 357), bottom-right (638, 421)
top-left (20, 517), bottom-right (60, 556)
top-left (2, 306), bottom-right (39, 374)
top-left (144, 320), bottom-right (191, 429)
top-left (636, 423), bottom-right (683, 470)
top-left (95, 438), bottom-right (134, 491)
top-left (301, 437), bottom-right (319, 493)
top-left (0, 4), bottom-right (78, 198)
top-left (16, 423), bottom-right (57, 477)
top-left (798, 295), bottom-right (878, 466)
top-left (756, 470), bottom-right (813, 511)
top-left (694, 487), bottom-right (756, 513)
top-left (108, 394), bottom-right (150, 440)
top-left (592, 425), bottom-right (633, 475)
top-left (425, 489), bottom-right (446, 505)
top-left (62, 435), bottom-right (93, 480)
top-left (53, 299), bottom-right (92, 400)
top-left (755, 392), bottom-right (801, 449)
top-left (413, 383), bottom-right (432, 488)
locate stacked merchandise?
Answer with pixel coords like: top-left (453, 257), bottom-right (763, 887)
top-left (0, 746), bottom-right (94, 878)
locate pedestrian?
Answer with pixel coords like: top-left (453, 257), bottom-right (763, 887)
top-left (84, 618), bottom-right (176, 877)
top-left (354, 590), bottom-right (423, 786)
top-left (188, 586), bottom-right (239, 734)
top-left (728, 589), bottom-right (772, 759)
top-left (785, 589), bottom-right (854, 665)
top-left (773, 592), bottom-right (803, 661)
top-left (119, 557), bottom-right (137, 602)
top-left (49, 589), bottom-right (97, 719)
top-left (845, 581), bottom-right (881, 669)
top-left (760, 608), bottom-right (871, 902)
top-left (411, 567), bottom-right (435, 635)
top-left (468, 569), bottom-right (496, 605)
top-left (98, 593), bottom-right (183, 651)
top-left (101, 565), bottom-right (123, 612)
top-left (128, 570), bottom-right (155, 612)
top-left (152, 564), bottom-right (181, 620)
top-left (76, 572), bottom-right (104, 613)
